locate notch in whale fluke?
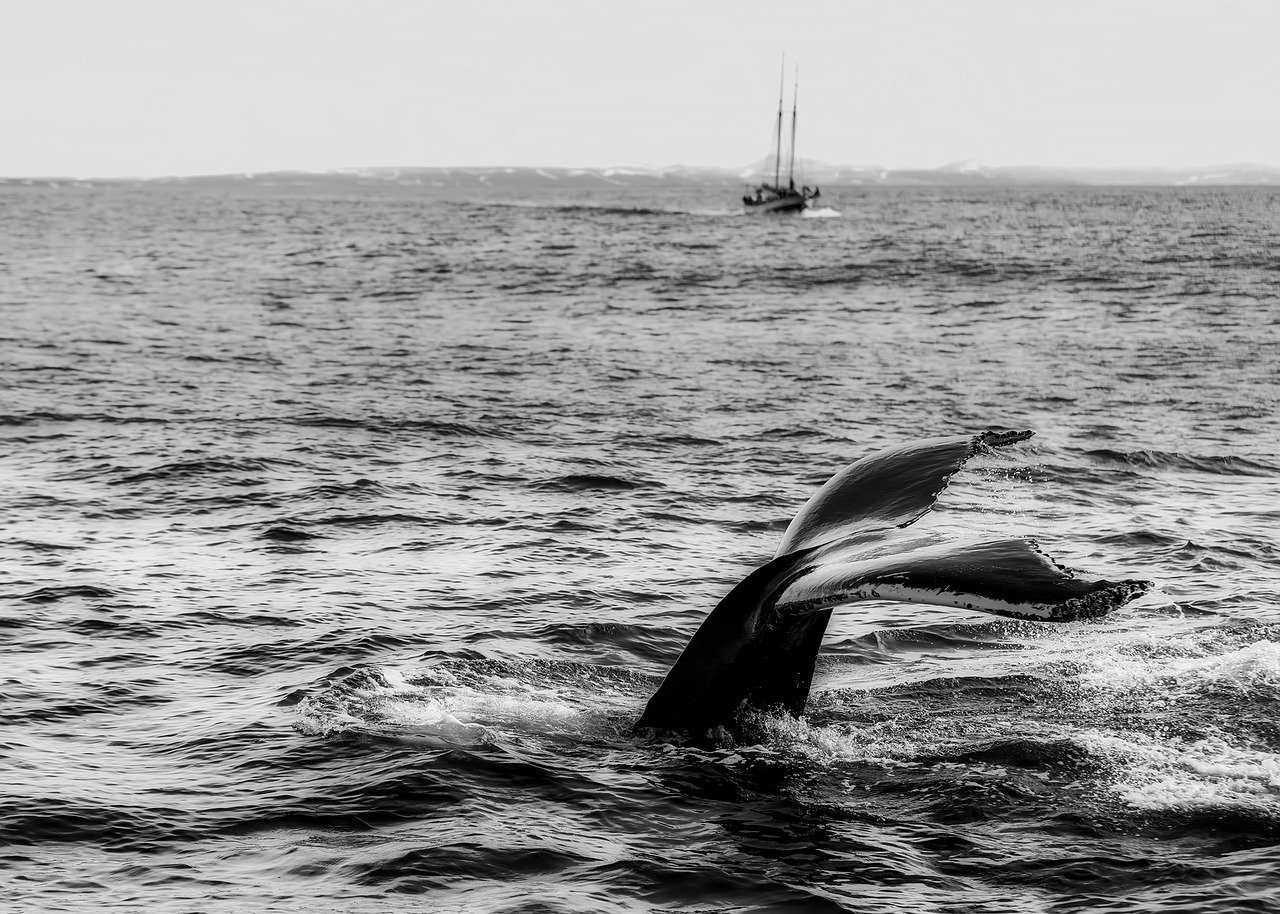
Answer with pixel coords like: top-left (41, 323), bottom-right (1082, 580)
top-left (635, 429), bottom-right (1151, 742)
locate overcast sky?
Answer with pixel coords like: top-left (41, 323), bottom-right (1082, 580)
top-left (5, 0), bottom-right (1279, 177)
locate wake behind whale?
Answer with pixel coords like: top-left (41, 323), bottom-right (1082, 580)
top-left (636, 430), bottom-right (1152, 742)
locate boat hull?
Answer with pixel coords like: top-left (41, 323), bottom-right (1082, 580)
top-left (743, 195), bottom-right (810, 215)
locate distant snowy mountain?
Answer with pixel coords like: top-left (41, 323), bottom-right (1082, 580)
top-left (5, 163), bottom-right (1280, 187)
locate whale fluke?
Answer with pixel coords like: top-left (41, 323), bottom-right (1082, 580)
top-left (775, 536), bottom-right (1151, 621)
top-left (774, 429), bottom-right (1034, 555)
top-left (636, 430), bottom-right (1150, 740)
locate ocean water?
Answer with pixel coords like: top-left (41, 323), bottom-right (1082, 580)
top-left (2, 182), bottom-right (1278, 912)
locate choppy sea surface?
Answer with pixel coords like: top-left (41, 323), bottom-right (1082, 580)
top-left (2, 182), bottom-right (1279, 912)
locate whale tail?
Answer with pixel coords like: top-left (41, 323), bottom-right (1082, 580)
top-left (635, 430), bottom-right (1151, 739)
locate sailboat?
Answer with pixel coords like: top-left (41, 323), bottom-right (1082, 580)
top-left (743, 59), bottom-right (820, 215)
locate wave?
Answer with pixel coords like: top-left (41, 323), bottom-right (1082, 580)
top-left (0, 411), bottom-right (169, 426)
top-left (941, 736), bottom-right (1094, 772)
top-left (15, 584), bottom-right (115, 603)
top-left (535, 473), bottom-right (647, 492)
top-left (260, 525), bottom-right (322, 542)
top-left (291, 414), bottom-right (500, 437)
top-left (0, 799), bottom-right (200, 851)
top-left (112, 455), bottom-right (302, 485)
top-left (649, 433), bottom-right (722, 447)
top-left (840, 624), bottom-right (1036, 662)
top-left (343, 844), bottom-right (590, 891)
top-left (535, 621), bottom-right (668, 658)
top-left (1077, 729), bottom-right (1280, 819)
top-left (293, 512), bottom-right (431, 529)
top-left (7, 539), bottom-right (80, 553)
top-left (299, 479), bottom-right (384, 499)
top-left (1084, 448), bottom-right (1278, 477)
top-left (1074, 631), bottom-right (1280, 699)
top-left (295, 660), bottom-right (644, 744)
top-left (1095, 530), bottom-right (1188, 548)
top-left (540, 204), bottom-right (676, 217)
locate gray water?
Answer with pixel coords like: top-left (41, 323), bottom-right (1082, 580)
top-left (2, 183), bottom-right (1279, 911)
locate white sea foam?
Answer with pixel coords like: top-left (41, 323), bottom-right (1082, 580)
top-left (1075, 633), bottom-right (1280, 697)
top-left (1047, 628), bottom-right (1280, 813)
top-left (746, 710), bottom-right (928, 766)
top-left (295, 662), bottom-right (619, 745)
top-left (1076, 729), bottom-right (1280, 812)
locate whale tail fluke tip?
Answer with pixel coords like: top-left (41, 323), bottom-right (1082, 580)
top-left (1055, 578), bottom-right (1153, 621)
top-left (976, 428), bottom-right (1035, 451)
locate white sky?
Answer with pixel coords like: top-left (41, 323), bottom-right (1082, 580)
top-left (4, 0), bottom-right (1279, 177)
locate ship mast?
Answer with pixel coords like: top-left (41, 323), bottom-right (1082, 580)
top-left (774, 54), bottom-right (785, 188)
top-left (788, 65), bottom-right (798, 186)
